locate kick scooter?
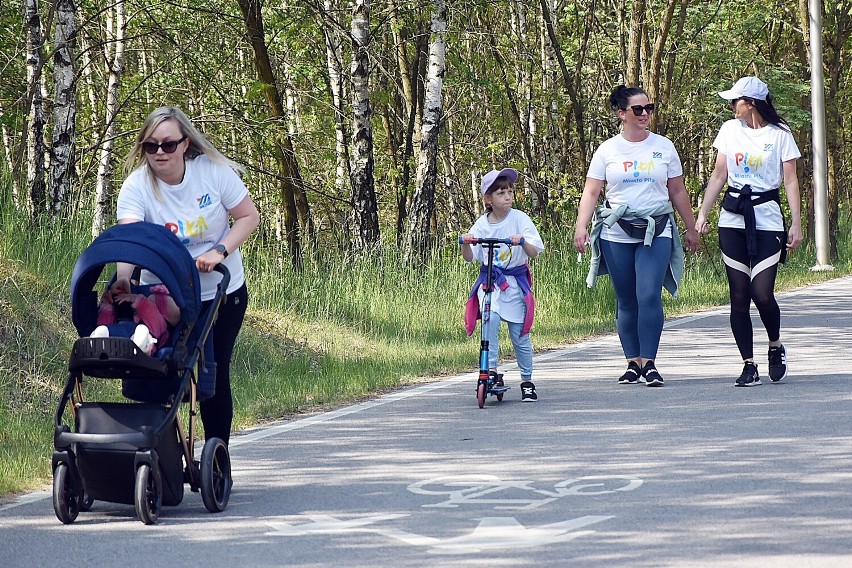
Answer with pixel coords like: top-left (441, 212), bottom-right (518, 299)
top-left (460, 236), bottom-right (524, 408)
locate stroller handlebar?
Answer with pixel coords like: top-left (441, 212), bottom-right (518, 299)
top-left (458, 236), bottom-right (525, 246)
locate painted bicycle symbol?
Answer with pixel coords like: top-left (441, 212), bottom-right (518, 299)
top-left (407, 474), bottom-right (643, 510)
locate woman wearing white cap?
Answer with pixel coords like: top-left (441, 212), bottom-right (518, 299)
top-left (574, 85), bottom-right (699, 387)
top-left (696, 76), bottom-right (803, 387)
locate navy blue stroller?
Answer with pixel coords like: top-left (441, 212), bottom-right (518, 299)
top-left (53, 222), bottom-right (232, 524)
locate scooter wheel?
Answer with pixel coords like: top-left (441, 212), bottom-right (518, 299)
top-left (477, 382), bottom-right (486, 408)
top-left (496, 392), bottom-right (504, 402)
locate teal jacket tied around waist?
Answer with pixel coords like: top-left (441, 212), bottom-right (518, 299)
top-left (585, 201), bottom-right (685, 297)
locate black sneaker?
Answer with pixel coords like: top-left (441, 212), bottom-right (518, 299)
top-left (618, 361), bottom-right (642, 384)
top-left (768, 345), bottom-right (787, 382)
top-left (735, 361), bottom-right (762, 387)
top-left (642, 361), bottom-right (664, 387)
top-left (489, 370), bottom-right (504, 387)
top-left (520, 381), bottom-right (537, 402)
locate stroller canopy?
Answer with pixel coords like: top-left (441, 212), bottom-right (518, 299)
top-left (71, 223), bottom-right (201, 336)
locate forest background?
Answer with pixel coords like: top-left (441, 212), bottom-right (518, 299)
top-left (1, 0), bottom-right (851, 495)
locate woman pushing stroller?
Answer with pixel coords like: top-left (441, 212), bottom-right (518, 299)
top-left (112, 106), bottom-right (259, 445)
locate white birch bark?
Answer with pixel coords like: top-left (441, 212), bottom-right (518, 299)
top-left (323, 0), bottom-right (350, 195)
top-left (25, 0), bottom-right (46, 214)
top-left (404, 0), bottom-right (447, 260)
top-left (49, 0), bottom-right (78, 216)
top-left (350, 0), bottom-right (379, 249)
top-left (93, 0), bottom-right (125, 237)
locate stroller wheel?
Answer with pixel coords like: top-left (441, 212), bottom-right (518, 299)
top-left (79, 491), bottom-right (94, 512)
top-left (200, 437), bottom-right (231, 513)
top-left (53, 464), bottom-right (80, 524)
top-left (134, 464), bottom-right (161, 525)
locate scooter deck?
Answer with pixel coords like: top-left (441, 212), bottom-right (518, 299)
top-left (489, 385), bottom-right (511, 395)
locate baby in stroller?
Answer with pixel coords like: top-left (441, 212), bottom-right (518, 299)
top-left (90, 281), bottom-right (180, 355)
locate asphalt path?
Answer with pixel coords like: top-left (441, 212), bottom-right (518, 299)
top-left (3, 276), bottom-right (852, 567)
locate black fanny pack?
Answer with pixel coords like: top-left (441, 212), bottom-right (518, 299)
top-left (616, 214), bottom-right (669, 240)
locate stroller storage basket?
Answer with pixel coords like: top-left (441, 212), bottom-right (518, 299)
top-left (73, 402), bottom-right (184, 506)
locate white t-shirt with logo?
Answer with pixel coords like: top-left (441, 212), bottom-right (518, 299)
top-left (117, 155), bottom-right (249, 300)
top-left (468, 208), bottom-right (544, 323)
top-left (713, 118), bottom-right (801, 231)
top-left (586, 132), bottom-right (682, 243)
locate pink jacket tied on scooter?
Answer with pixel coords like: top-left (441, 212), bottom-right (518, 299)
top-left (465, 264), bottom-right (535, 337)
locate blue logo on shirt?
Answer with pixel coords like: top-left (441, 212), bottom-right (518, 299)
top-left (197, 194), bottom-right (212, 209)
top-left (652, 152), bottom-right (662, 159)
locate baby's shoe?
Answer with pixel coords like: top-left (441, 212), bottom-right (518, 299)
top-left (132, 324), bottom-right (157, 356)
top-left (90, 325), bottom-right (110, 338)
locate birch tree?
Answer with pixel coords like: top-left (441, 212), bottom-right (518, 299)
top-left (404, 0), bottom-right (446, 261)
top-left (49, 0), bottom-right (77, 217)
top-left (25, 0), bottom-right (46, 215)
top-left (349, 0), bottom-right (380, 250)
top-left (92, 0), bottom-right (125, 236)
top-left (321, 0), bottom-right (350, 198)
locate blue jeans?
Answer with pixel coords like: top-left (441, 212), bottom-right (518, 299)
top-left (486, 311), bottom-right (533, 380)
top-left (599, 237), bottom-right (671, 360)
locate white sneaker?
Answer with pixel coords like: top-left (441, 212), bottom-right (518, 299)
top-left (132, 324), bottom-right (157, 355)
top-left (90, 325), bottom-right (110, 338)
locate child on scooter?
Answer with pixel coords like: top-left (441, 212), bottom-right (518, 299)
top-left (461, 167), bottom-right (545, 401)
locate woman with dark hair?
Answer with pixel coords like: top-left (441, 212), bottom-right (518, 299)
top-left (696, 77), bottom-right (802, 387)
top-left (574, 85), bottom-right (699, 387)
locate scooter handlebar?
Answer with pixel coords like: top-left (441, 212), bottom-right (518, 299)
top-left (459, 236), bottom-right (525, 246)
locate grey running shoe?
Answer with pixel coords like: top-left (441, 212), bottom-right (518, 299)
top-left (735, 361), bottom-right (762, 387)
top-left (618, 361), bottom-right (642, 384)
top-left (642, 361), bottom-right (664, 387)
top-left (768, 345), bottom-right (787, 382)
top-left (520, 381), bottom-right (537, 402)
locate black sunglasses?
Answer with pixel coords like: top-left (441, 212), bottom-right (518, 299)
top-left (729, 97), bottom-right (749, 107)
top-left (623, 104), bottom-right (656, 116)
top-left (142, 136), bottom-right (187, 155)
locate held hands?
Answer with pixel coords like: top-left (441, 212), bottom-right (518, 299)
top-left (696, 211), bottom-right (711, 235)
top-left (683, 227), bottom-right (700, 253)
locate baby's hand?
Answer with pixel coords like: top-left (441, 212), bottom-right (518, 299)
top-left (508, 234), bottom-right (524, 246)
top-left (113, 292), bottom-right (140, 305)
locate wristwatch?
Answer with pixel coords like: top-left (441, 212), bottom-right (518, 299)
top-left (213, 244), bottom-right (229, 258)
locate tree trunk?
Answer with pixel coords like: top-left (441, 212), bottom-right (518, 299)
top-left (237, 0), bottom-right (311, 267)
top-left (539, 0), bottom-right (587, 166)
top-left (92, 0), bottom-right (125, 237)
top-left (25, 0), bottom-right (47, 216)
top-left (404, 0), bottom-right (447, 262)
top-left (322, 0), bottom-right (350, 198)
top-left (349, 0), bottom-right (380, 251)
top-left (49, 0), bottom-right (78, 218)
top-left (626, 0), bottom-right (646, 86)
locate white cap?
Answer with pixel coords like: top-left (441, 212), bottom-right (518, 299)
top-left (718, 76), bottom-right (769, 101)
top-left (480, 167), bottom-right (518, 195)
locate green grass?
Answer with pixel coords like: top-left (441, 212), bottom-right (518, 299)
top-left (0, 206), bottom-right (848, 499)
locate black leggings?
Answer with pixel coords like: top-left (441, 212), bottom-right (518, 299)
top-left (718, 228), bottom-right (785, 361)
top-left (199, 283), bottom-right (248, 445)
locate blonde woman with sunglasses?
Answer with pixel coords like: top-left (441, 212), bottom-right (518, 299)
top-left (114, 106), bottom-right (260, 445)
top-left (574, 85), bottom-right (699, 387)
